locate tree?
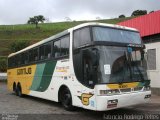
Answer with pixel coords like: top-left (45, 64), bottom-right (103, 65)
top-left (28, 15), bottom-right (45, 28)
top-left (65, 17), bottom-right (72, 22)
top-left (131, 10), bottom-right (147, 16)
top-left (119, 14), bottom-right (125, 18)
top-left (96, 17), bottom-right (101, 20)
top-left (0, 57), bottom-right (7, 72)
top-left (10, 40), bottom-right (30, 52)
top-left (149, 11), bottom-right (154, 13)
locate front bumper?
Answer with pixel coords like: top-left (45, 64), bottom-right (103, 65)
top-left (96, 91), bottom-right (151, 111)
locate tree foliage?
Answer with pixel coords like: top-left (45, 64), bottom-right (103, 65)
top-left (119, 14), bottom-right (125, 18)
top-left (149, 11), bottom-right (154, 13)
top-left (27, 15), bottom-right (45, 28)
top-left (131, 10), bottom-right (147, 16)
top-left (10, 40), bottom-right (30, 52)
top-left (0, 57), bottom-right (7, 72)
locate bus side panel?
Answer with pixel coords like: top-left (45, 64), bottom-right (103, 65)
top-left (7, 69), bottom-right (15, 91)
top-left (34, 61), bottom-right (57, 92)
top-left (7, 65), bottom-right (37, 95)
top-left (29, 60), bottom-right (69, 101)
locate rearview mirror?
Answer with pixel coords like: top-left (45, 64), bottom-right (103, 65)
top-left (141, 50), bottom-right (145, 60)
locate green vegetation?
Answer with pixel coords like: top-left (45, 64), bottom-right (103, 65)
top-left (119, 15), bottom-right (126, 18)
top-left (0, 17), bottom-right (133, 58)
top-left (27, 15), bottom-right (46, 28)
top-left (10, 40), bottom-right (30, 52)
top-left (131, 10), bottom-right (147, 16)
top-left (0, 17), bottom-right (135, 72)
top-left (0, 56), bottom-right (7, 72)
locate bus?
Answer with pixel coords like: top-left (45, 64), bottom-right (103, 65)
top-left (7, 22), bottom-right (151, 111)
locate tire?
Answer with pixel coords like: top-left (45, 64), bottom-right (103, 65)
top-left (16, 84), bottom-right (23, 97)
top-left (13, 83), bottom-right (16, 93)
top-left (60, 87), bottom-right (75, 111)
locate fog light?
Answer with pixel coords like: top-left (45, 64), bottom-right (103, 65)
top-left (144, 94), bottom-right (151, 99)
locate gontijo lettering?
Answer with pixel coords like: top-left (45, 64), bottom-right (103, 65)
top-left (17, 67), bottom-right (32, 75)
top-left (7, 23), bottom-right (151, 111)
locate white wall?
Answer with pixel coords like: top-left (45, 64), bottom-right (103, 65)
top-left (145, 42), bottom-right (160, 88)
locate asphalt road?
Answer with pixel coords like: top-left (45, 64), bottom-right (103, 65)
top-left (0, 82), bottom-right (160, 120)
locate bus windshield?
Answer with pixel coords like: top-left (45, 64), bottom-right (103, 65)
top-left (92, 27), bottom-right (142, 44)
top-left (97, 46), bottom-right (148, 84)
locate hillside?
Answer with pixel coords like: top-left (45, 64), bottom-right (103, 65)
top-left (0, 17), bottom-right (133, 57)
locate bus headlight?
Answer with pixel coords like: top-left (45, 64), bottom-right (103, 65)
top-left (100, 89), bottom-right (120, 95)
top-left (144, 86), bottom-right (151, 91)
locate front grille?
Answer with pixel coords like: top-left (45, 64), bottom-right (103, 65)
top-left (120, 88), bottom-right (131, 93)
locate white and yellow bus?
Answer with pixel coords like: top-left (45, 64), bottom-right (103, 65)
top-left (7, 23), bottom-right (151, 111)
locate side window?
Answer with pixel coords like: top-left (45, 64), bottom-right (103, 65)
top-left (25, 52), bottom-right (29, 64)
top-left (74, 27), bottom-right (91, 49)
top-left (33, 48), bottom-right (38, 61)
top-left (147, 49), bottom-right (156, 70)
top-left (53, 40), bottom-right (61, 58)
top-left (29, 50), bottom-right (33, 63)
top-left (39, 46), bottom-right (45, 60)
top-left (8, 58), bottom-right (12, 68)
top-left (12, 57), bottom-right (15, 67)
top-left (18, 55), bottom-right (21, 65)
top-left (61, 35), bottom-right (70, 56)
top-left (22, 52), bottom-right (29, 64)
top-left (45, 42), bottom-right (52, 59)
top-left (14, 56), bottom-right (18, 66)
top-left (8, 57), bottom-right (15, 68)
top-left (21, 53), bottom-right (25, 65)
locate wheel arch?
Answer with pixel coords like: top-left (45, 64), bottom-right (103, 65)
top-left (13, 82), bottom-right (16, 91)
top-left (17, 82), bottom-right (22, 92)
top-left (58, 85), bottom-right (71, 102)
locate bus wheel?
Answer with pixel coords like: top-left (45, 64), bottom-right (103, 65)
top-left (13, 83), bottom-right (16, 93)
top-left (16, 84), bottom-right (23, 97)
top-left (60, 87), bottom-right (74, 111)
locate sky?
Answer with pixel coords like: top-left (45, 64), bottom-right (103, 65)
top-left (0, 0), bottom-right (160, 25)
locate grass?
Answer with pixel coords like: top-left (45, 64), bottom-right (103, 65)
top-left (0, 17), bottom-right (134, 57)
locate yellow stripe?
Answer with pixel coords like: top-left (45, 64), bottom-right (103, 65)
top-left (7, 65), bottom-right (37, 94)
top-left (107, 82), bottom-right (139, 89)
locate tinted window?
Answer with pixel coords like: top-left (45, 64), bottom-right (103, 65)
top-left (29, 50), bottom-right (34, 62)
top-left (61, 35), bottom-right (69, 56)
top-left (39, 46), bottom-right (45, 60)
top-left (14, 56), bottom-right (17, 65)
top-left (21, 53), bottom-right (25, 64)
top-left (8, 58), bottom-right (12, 68)
top-left (45, 42), bottom-right (52, 59)
top-left (18, 55), bottom-right (22, 65)
top-left (74, 27), bottom-right (91, 48)
top-left (8, 57), bottom-right (12, 67)
top-left (92, 27), bottom-right (142, 44)
top-left (147, 49), bottom-right (156, 70)
top-left (28, 49), bottom-right (38, 63)
top-left (22, 52), bottom-right (29, 64)
top-left (12, 57), bottom-right (15, 67)
top-left (33, 48), bottom-right (38, 61)
top-left (53, 40), bottom-right (61, 58)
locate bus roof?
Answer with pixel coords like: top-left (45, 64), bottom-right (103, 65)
top-left (8, 22), bottom-right (138, 58)
top-left (72, 22), bottom-right (138, 31)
